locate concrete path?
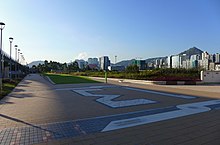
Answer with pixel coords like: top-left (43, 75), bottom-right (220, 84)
top-left (91, 76), bottom-right (220, 99)
top-left (0, 74), bottom-right (220, 145)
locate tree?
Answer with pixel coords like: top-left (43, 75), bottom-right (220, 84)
top-left (68, 61), bottom-right (79, 72)
top-left (126, 65), bottom-right (139, 73)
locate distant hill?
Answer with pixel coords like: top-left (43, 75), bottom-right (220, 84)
top-left (115, 59), bottom-right (135, 67)
top-left (115, 57), bottom-right (166, 67)
top-left (178, 47), bottom-right (203, 57)
top-left (115, 47), bottom-right (203, 67)
top-left (28, 61), bottom-right (44, 68)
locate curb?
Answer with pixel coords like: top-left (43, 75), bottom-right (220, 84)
top-left (89, 77), bottom-right (203, 85)
top-left (41, 75), bottom-right (55, 85)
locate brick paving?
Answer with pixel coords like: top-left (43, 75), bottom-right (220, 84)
top-left (0, 74), bottom-right (220, 145)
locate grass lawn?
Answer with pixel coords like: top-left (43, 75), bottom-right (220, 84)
top-left (45, 73), bottom-right (100, 84)
top-left (0, 80), bottom-right (18, 99)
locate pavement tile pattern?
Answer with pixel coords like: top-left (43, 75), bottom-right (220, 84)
top-left (1, 101), bottom-right (220, 145)
top-left (0, 106), bottom-right (176, 145)
top-left (1, 74), bottom-right (220, 145)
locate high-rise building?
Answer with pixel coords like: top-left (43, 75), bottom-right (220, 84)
top-left (189, 54), bottom-right (200, 68)
top-left (132, 60), bottom-right (146, 70)
top-left (198, 59), bottom-right (210, 70)
top-left (216, 64), bottom-right (220, 70)
top-left (202, 51), bottom-right (209, 60)
top-left (167, 56), bottom-right (172, 68)
top-left (99, 56), bottom-right (110, 70)
top-left (155, 59), bottom-right (160, 66)
top-left (171, 55), bottom-right (181, 68)
top-left (87, 58), bottom-right (99, 69)
top-left (190, 54), bottom-right (200, 61)
top-left (88, 58), bottom-right (99, 65)
top-left (215, 53), bottom-right (220, 63)
top-left (75, 59), bottom-right (86, 69)
top-left (182, 60), bottom-right (191, 69)
top-left (209, 62), bottom-right (215, 70)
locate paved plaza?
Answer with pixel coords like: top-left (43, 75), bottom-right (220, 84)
top-left (0, 74), bottom-right (220, 145)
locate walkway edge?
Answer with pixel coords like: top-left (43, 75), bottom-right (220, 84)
top-left (89, 77), bottom-right (204, 85)
top-left (43, 75), bottom-right (55, 85)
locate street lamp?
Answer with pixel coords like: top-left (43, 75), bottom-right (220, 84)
top-left (17, 49), bottom-right (20, 79)
top-left (18, 49), bottom-right (20, 63)
top-left (9, 37), bottom-right (13, 80)
top-left (0, 22), bottom-right (5, 92)
top-left (20, 55), bottom-right (23, 65)
top-left (14, 45), bottom-right (18, 79)
top-left (18, 52), bottom-right (22, 79)
top-left (19, 52), bottom-right (22, 63)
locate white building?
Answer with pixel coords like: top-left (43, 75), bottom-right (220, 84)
top-left (75, 59), bottom-right (86, 69)
top-left (198, 59), bottom-right (209, 70)
top-left (99, 56), bottom-right (110, 70)
top-left (215, 53), bottom-right (220, 63)
top-left (190, 54), bottom-right (200, 61)
top-left (171, 55), bottom-right (181, 68)
top-left (209, 54), bottom-right (215, 62)
top-left (88, 58), bottom-right (99, 65)
top-left (182, 60), bottom-right (191, 69)
top-left (216, 64), bottom-right (220, 70)
top-left (108, 65), bottom-right (125, 71)
top-left (202, 51), bottom-right (209, 60)
top-left (167, 56), bottom-right (172, 68)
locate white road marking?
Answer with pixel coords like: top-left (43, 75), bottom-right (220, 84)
top-left (101, 100), bottom-right (220, 132)
top-left (124, 87), bottom-right (196, 99)
top-left (55, 85), bottom-right (116, 91)
top-left (72, 88), bottom-right (156, 108)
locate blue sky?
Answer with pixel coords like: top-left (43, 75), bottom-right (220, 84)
top-left (1, 0), bottom-right (220, 64)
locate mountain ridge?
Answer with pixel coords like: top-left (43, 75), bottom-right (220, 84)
top-left (28, 47), bottom-right (204, 68)
top-left (115, 47), bottom-right (203, 67)
top-left (28, 60), bottom-right (44, 68)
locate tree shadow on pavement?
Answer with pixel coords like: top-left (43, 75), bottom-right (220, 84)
top-left (7, 93), bottom-right (34, 98)
top-left (0, 101), bottom-right (14, 105)
top-left (13, 88), bottom-right (26, 92)
top-left (0, 114), bottom-right (58, 134)
top-left (20, 80), bottom-right (32, 85)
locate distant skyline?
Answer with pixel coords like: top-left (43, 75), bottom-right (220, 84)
top-left (1, 0), bottom-right (220, 63)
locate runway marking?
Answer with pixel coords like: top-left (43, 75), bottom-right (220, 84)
top-left (67, 85), bottom-right (197, 108)
top-left (124, 87), bottom-right (196, 99)
top-left (101, 100), bottom-right (220, 132)
top-left (1, 100), bottom-right (220, 145)
top-left (73, 88), bottom-right (156, 108)
top-left (71, 85), bottom-right (197, 108)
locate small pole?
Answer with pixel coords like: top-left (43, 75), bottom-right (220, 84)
top-left (105, 70), bottom-right (107, 83)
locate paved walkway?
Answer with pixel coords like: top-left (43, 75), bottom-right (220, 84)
top-left (0, 74), bottom-right (220, 145)
top-left (91, 77), bottom-right (220, 99)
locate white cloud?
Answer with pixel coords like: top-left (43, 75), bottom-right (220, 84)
top-left (76, 52), bottom-right (88, 60)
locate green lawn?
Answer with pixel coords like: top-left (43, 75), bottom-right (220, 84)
top-left (45, 73), bottom-right (100, 84)
top-left (0, 81), bottom-right (18, 99)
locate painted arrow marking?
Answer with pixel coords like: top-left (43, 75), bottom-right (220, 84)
top-left (102, 100), bottom-right (220, 132)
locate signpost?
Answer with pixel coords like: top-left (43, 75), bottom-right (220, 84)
top-left (105, 70), bottom-right (107, 83)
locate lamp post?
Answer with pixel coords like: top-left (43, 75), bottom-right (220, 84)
top-left (18, 52), bottom-right (22, 63)
top-left (0, 22), bottom-right (5, 92)
top-left (9, 37), bottom-right (13, 81)
top-left (21, 55), bottom-right (23, 65)
top-left (18, 52), bottom-right (22, 78)
top-left (14, 45), bottom-right (18, 79)
top-left (18, 49), bottom-right (20, 79)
